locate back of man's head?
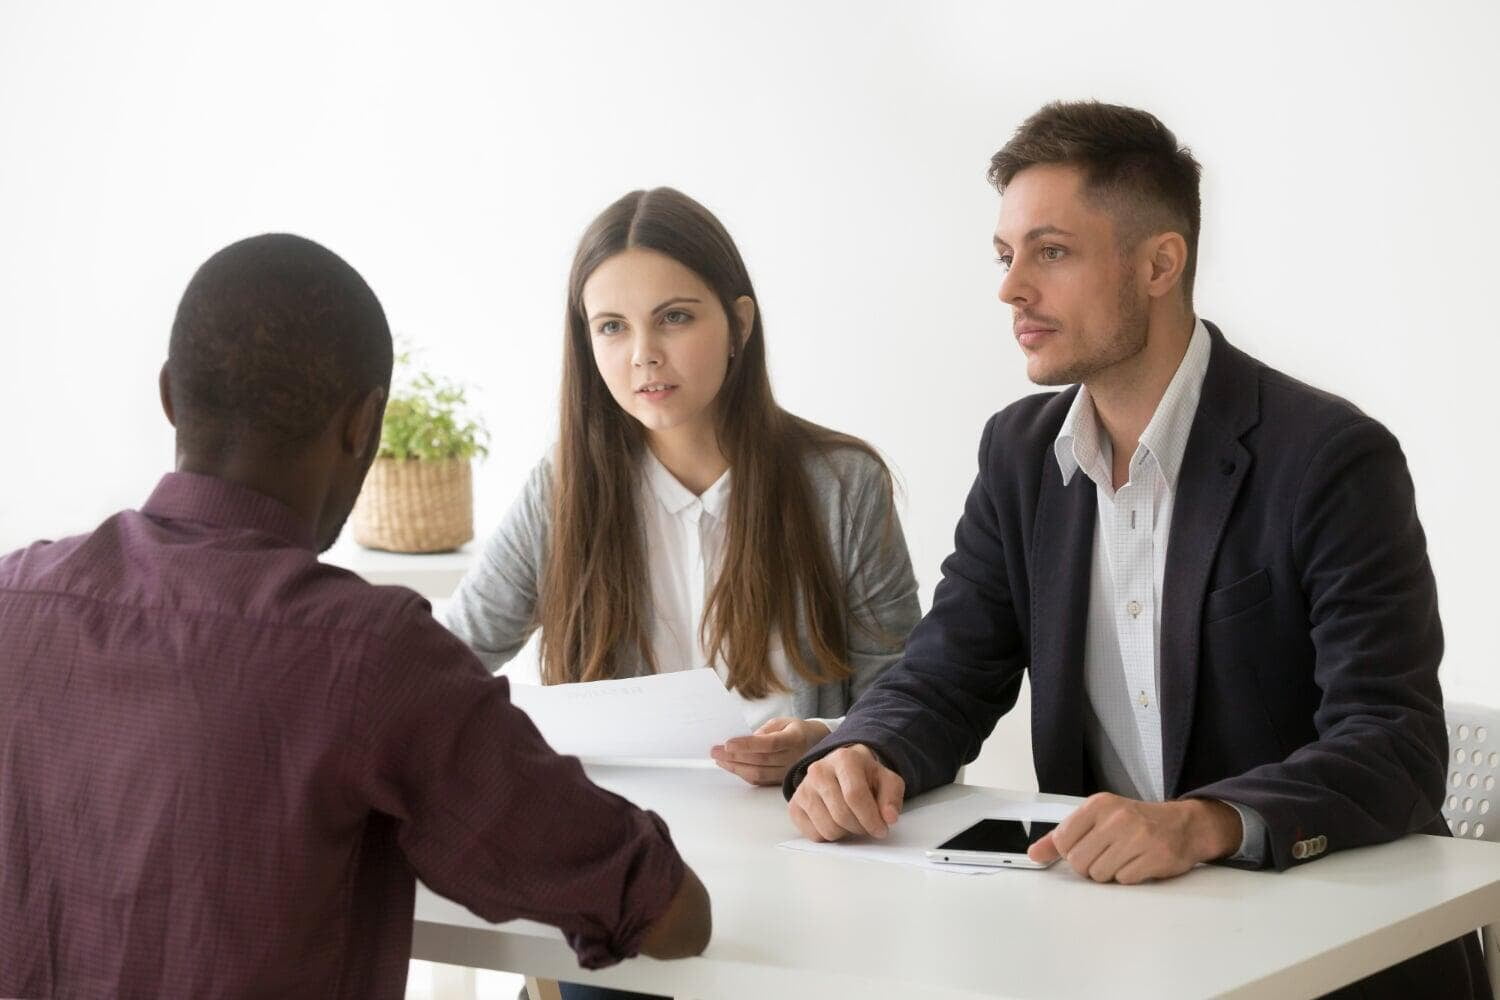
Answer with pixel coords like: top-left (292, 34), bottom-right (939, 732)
top-left (989, 101), bottom-right (1202, 302)
top-left (167, 234), bottom-right (393, 459)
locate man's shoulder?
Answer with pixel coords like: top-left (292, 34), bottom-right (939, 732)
top-left (2, 509), bottom-right (430, 643)
top-left (1196, 322), bottom-right (1366, 430)
top-left (1255, 361), bottom-right (1372, 436)
top-left (0, 531), bottom-right (90, 593)
top-left (1226, 340), bottom-right (1391, 456)
top-left (980, 387), bottom-right (1077, 463)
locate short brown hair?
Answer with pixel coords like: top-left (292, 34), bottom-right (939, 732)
top-left (989, 101), bottom-right (1203, 301)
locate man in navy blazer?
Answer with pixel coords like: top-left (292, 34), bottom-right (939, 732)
top-left (785, 101), bottom-right (1489, 997)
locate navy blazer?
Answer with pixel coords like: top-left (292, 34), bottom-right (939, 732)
top-left (790, 324), bottom-right (1489, 999)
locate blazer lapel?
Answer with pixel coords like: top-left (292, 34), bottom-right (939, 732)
top-left (1160, 324), bottom-right (1260, 797)
top-left (1029, 419), bottom-right (1098, 796)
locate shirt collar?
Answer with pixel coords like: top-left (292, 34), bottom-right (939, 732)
top-left (1136, 317), bottom-right (1211, 489)
top-left (140, 471), bottom-right (318, 549)
top-left (642, 449), bottom-right (731, 521)
top-left (1054, 386), bottom-right (1109, 488)
top-left (1053, 317), bottom-right (1212, 491)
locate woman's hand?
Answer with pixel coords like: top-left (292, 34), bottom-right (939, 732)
top-left (711, 717), bottom-right (832, 786)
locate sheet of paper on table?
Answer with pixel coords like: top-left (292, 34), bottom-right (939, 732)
top-left (507, 668), bottom-right (750, 764)
top-left (778, 790), bottom-right (1079, 874)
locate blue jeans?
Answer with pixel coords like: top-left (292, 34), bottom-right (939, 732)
top-left (556, 983), bottom-right (672, 1000)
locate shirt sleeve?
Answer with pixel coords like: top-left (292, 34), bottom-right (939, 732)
top-left (441, 456), bottom-right (552, 673)
top-left (788, 416), bottom-right (1029, 799)
top-left (350, 599), bottom-right (687, 969)
top-left (1222, 799), bottom-right (1269, 866)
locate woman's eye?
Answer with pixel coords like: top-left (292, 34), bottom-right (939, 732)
top-left (1041, 245), bottom-right (1066, 261)
top-left (596, 319), bottom-right (622, 336)
top-left (995, 255), bottom-right (1012, 271)
top-left (662, 309), bottom-right (691, 325)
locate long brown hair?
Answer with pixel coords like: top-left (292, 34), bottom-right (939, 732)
top-left (538, 187), bottom-right (891, 698)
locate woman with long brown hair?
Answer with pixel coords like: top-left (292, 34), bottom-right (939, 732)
top-left (445, 187), bottom-right (919, 793)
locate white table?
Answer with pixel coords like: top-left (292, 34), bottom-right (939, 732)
top-left (412, 765), bottom-right (1500, 1000)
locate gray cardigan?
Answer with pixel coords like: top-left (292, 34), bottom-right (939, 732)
top-left (442, 446), bottom-right (921, 718)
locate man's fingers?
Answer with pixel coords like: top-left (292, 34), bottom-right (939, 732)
top-left (834, 763), bottom-right (889, 838)
top-left (800, 788), bottom-right (849, 842)
top-left (1027, 831), bottom-right (1062, 864)
top-left (872, 763), bottom-right (905, 826)
top-left (1085, 838), bottom-right (1140, 884)
top-left (788, 800), bottom-right (820, 841)
top-left (1049, 795), bottom-right (1106, 858)
top-left (1113, 855), bottom-right (1159, 886)
top-left (1062, 826), bottom-right (1111, 879)
top-left (816, 775), bottom-right (874, 838)
top-left (792, 746), bottom-right (899, 843)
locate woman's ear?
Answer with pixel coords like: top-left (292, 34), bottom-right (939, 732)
top-left (731, 295), bottom-right (756, 355)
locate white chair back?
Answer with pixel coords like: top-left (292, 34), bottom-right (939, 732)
top-left (1444, 702), bottom-right (1500, 995)
top-left (1444, 702), bottom-right (1500, 842)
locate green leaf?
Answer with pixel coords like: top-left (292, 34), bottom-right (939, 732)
top-left (377, 336), bottom-right (491, 461)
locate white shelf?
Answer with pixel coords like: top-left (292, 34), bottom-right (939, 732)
top-left (321, 538), bottom-right (476, 600)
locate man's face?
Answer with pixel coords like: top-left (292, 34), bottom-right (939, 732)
top-left (993, 163), bottom-right (1149, 386)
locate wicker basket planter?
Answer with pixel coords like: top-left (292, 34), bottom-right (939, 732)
top-left (351, 457), bottom-right (474, 553)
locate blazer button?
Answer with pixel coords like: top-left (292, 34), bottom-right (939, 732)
top-left (1292, 840), bottom-right (1309, 860)
top-left (1313, 835), bottom-right (1328, 854)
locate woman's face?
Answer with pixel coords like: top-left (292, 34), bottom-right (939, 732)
top-left (581, 248), bottom-right (752, 444)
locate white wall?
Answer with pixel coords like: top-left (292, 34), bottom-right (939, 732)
top-left (3, 0), bottom-right (1497, 789)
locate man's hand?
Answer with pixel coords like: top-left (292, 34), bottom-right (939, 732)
top-left (787, 743), bottom-right (905, 841)
top-left (711, 717), bottom-right (830, 786)
top-left (1027, 793), bottom-right (1242, 884)
top-left (639, 864), bottom-right (711, 959)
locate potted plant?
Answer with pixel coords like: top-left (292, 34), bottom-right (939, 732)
top-left (351, 345), bottom-right (489, 553)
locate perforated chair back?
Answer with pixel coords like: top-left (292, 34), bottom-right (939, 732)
top-left (1443, 702), bottom-right (1500, 994)
top-left (1444, 702), bottom-right (1500, 842)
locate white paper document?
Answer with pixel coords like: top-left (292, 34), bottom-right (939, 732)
top-left (778, 789), bottom-right (1080, 875)
top-left (507, 669), bottom-right (750, 763)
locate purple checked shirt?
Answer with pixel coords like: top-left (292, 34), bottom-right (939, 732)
top-left (0, 472), bottom-right (685, 999)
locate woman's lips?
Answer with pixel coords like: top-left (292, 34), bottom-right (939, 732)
top-left (636, 384), bottom-right (678, 402)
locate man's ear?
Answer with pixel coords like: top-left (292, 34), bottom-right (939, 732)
top-left (731, 295), bottom-right (756, 354)
top-left (1144, 232), bottom-right (1189, 301)
top-left (159, 362), bottom-right (177, 427)
top-left (342, 387), bottom-right (387, 459)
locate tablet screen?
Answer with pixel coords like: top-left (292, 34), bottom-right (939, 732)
top-left (936, 818), bottom-right (1059, 854)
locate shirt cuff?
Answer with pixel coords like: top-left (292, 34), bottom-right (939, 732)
top-left (807, 716), bottom-right (844, 733)
top-left (563, 809), bottom-right (686, 969)
top-left (1222, 799), bottom-right (1269, 865)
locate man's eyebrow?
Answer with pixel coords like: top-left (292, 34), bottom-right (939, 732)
top-left (993, 225), bottom-right (1076, 250)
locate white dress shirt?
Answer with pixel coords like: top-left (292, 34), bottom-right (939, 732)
top-left (1054, 319), bottom-right (1265, 861)
top-left (640, 451), bottom-right (837, 734)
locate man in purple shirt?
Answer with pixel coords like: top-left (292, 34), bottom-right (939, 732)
top-left (0, 234), bottom-right (710, 999)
